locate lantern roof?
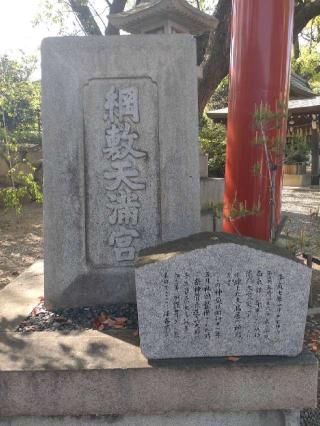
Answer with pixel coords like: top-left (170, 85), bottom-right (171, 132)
top-left (108, 0), bottom-right (218, 35)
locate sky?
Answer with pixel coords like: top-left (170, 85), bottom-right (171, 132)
top-left (0, 1), bottom-right (55, 54)
top-left (0, 0), bottom-right (61, 78)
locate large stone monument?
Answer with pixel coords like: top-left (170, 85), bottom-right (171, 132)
top-left (136, 232), bottom-right (312, 359)
top-left (42, 35), bottom-right (200, 308)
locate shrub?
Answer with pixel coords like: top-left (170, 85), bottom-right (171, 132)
top-left (200, 116), bottom-right (226, 177)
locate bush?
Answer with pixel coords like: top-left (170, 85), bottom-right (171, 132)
top-left (285, 133), bottom-right (310, 165)
top-left (200, 116), bottom-right (226, 177)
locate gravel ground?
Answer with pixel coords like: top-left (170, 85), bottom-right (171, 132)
top-left (16, 300), bottom-right (138, 333)
top-left (281, 187), bottom-right (320, 257)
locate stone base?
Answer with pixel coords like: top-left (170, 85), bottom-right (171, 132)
top-left (0, 410), bottom-right (301, 425)
top-left (0, 263), bottom-right (317, 424)
top-left (0, 329), bottom-right (317, 418)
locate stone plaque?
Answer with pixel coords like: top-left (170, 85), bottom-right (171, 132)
top-left (135, 233), bottom-right (312, 359)
top-left (41, 36), bottom-right (200, 308)
top-left (84, 79), bottom-right (160, 267)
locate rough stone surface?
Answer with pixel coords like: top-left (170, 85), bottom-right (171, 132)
top-left (0, 261), bottom-right (43, 332)
top-left (0, 411), bottom-right (295, 426)
top-left (41, 35), bottom-right (200, 308)
top-left (136, 232), bottom-right (312, 359)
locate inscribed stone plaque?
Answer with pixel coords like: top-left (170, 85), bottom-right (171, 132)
top-left (84, 79), bottom-right (160, 267)
top-left (41, 36), bottom-right (201, 308)
top-left (135, 233), bottom-right (312, 359)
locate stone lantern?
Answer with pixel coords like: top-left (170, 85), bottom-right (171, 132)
top-left (108, 0), bottom-right (217, 35)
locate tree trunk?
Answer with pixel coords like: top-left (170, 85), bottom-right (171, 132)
top-left (293, 35), bottom-right (300, 60)
top-left (105, 0), bottom-right (127, 35)
top-left (198, 0), bottom-right (232, 115)
top-left (294, 0), bottom-right (320, 40)
top-left (68, 0), bottom-right (102, 35)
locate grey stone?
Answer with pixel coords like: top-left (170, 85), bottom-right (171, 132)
top-left (135, 232), bottom-right (312, 359)
top-left (0, 411), bottom-right (292, 426)
top-left (0, 328), bottom-right (317, 416)
top-left (284, 410), bottom-right (300, 426)
top-left (41, 35), bottom-right (200, 308)
top-left (200, 177), bottom-right (224, 207)
top-left (0, 260), bottom-right (43, 331)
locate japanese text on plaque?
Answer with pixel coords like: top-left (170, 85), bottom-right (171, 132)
top-left (103, 86), bottom-right (146, 263)
top-left (162, 270), bottom-right (284, 341)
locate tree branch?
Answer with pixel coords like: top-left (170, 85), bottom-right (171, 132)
top-left (68, 0), bottom-right (102, 35)
top-left (294, 0), bottom-right (320, 38)
top-left (198, 0), bottom-right (232, 115)
top-left (105, 0), bottom-right (127, 35)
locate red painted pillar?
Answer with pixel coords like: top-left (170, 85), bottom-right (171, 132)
top-left (223, 0), bottom-right (294, 240)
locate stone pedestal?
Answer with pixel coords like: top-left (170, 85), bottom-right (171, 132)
top-left (0, 330), bottom-right (317, 425)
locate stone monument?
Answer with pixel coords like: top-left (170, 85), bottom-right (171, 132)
top-left (135, 232), bottom-right (312, 359)
top-left (42, 34), bottom-right (200, 308)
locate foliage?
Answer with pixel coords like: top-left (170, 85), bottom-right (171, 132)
top-left (285, 132), bottom-right (310, 164)
top-left (292, 16), bottom-right (320, 93)
top-left (33, 0), bottom-right (86, 35)
top-left (0, 139), bottom-right (43, 214)
top-left (0, 54), bottom-right (41, 134)
top-left (199, 115), bottom-right (226, 177)
top-left (208, 76), bottom-right (229, 110)
top-left (251, 101), bottom-right (288, 241)
top-left (0, 54), bottom-right (43, 214)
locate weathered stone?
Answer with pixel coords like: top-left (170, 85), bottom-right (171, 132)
top-left (136, 232), bottom-right (312, 359)
top-left (41, 35), bottom-right (200, 308)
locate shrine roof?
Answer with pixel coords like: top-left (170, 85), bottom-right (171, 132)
top-left (207, 96), bottom-right (320, 124)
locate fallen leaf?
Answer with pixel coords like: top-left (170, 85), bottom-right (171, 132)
top-left (227, 356), bottom-right (240, 362)
top-left (114, 317), bottom-right (128, 326)
top-left (91, 319), bottom-right (101, 329)
top-left (98, 312), bottom-right (109, 323)
top-left (107, 319), bottom-right (116, 327)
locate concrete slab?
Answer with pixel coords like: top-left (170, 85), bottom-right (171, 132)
top-left (0, 328), bottom-right (317, 417)
top-left (0, 411), bottom-right (294, 426)
top-left (0, 261), bottom-right (43, 332)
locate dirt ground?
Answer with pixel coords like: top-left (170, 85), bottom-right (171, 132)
top-left (0, 203), bottom-right (43, 290)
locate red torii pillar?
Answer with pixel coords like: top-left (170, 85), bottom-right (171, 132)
top-left (223, 0), bottom-right (295, 241)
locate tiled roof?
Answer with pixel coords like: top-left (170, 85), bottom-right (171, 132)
top-left (207, 97), bottom-right (320, 121)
